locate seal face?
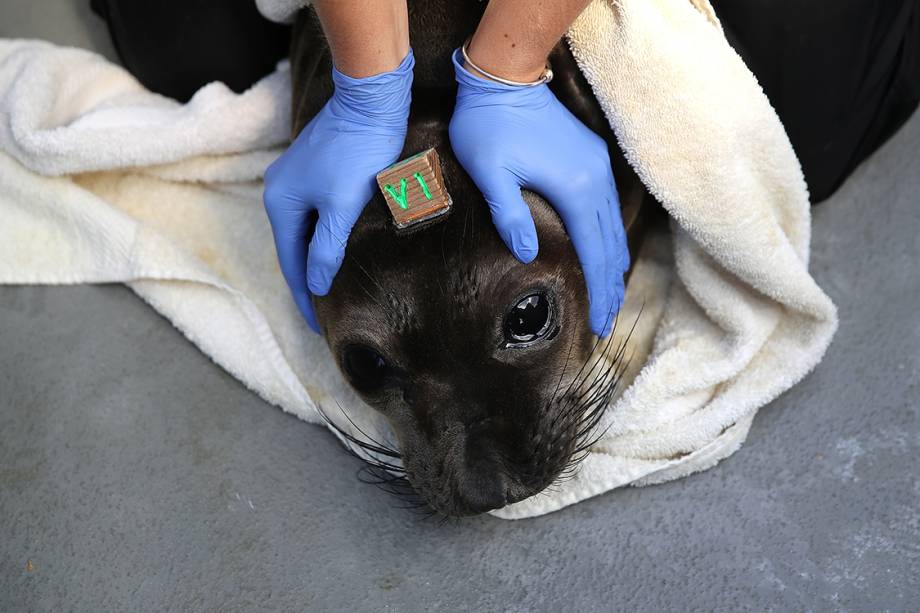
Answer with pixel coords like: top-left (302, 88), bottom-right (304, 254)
top-left (291, 1), bottom-right (655, 516)
top-left (315, 161), bottom-right (603, 515)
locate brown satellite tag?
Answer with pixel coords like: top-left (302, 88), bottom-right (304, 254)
top-left (376, 148), bottom-right (452, 230)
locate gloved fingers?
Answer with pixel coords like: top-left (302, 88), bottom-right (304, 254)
top-left (598, 202), bottom-right (619, 337)
top-left (599, 198), bottom-right (628, 337)
top-left (479, 174), bottom-right (539, 264)
top-left (607, 181), bottom-right (630, 274)
top-left (560, 209), bottom-right (610, 337)
top-left (606, 182), bottom-right (629, 324)
top-left (263, 191), bottom-right (320, 333)
top-left (306, 210), bottom-right (355, 296)
top-left (293, 285), bottom-right (320, 335)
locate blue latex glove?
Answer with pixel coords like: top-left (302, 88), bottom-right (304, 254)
top-left (263, 50), bottom-right (415, 333)
top-left (449, 49), bottom-right (629, 337)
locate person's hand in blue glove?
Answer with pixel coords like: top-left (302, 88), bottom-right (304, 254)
top-left (448, 47), bottom-right (629, 337)
top-left (263, 49), bottom-right (414, 333)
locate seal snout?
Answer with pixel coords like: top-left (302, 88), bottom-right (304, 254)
top-left (455, 471), bottom-right (508, 515)
top-left (449, 422), bottom-right (513, 514)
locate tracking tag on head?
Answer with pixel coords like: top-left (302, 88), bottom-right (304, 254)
top-left (376, 148), bottom-right (452, 231)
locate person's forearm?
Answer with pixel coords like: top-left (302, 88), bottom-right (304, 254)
top-left (466, 0), bottom-right (591, 82)
top-left (313, 0), bottom-right (410, 78)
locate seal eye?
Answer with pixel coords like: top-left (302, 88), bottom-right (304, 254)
top-left (343, 345), bottom-right (389, 392)
top-left (504, 293), bottom-right (554, 347)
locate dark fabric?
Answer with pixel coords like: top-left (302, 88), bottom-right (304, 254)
top-left (90, 0), bottom-right (290, 102)
top-left (91, 1), bottom-right (919, 202)
top-left (712, 0), bottom-right (920, 202)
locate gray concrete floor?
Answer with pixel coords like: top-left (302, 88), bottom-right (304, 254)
top-left (2, 3), bottom-right (919, 611)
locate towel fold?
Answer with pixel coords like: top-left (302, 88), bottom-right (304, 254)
top-left (0, 0), bottom-right (837, 519)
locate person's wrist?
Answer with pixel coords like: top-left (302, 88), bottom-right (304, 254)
top-left (465, 30), bottom-right (548, 84)
top-left (313, 0), bottom-right (410, 79)
top-left (451, 48), bottom-right (550, 99)
top-left (461, 57), bottom-right (502, 84)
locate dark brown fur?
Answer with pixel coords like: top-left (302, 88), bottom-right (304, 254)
top-left (289, 1), bottom-right (659, 516)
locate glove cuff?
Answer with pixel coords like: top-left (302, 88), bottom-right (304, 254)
top-left (330, 48), bottom-right (415, 128)
top-left (450, 48), bottom-right (554, 115)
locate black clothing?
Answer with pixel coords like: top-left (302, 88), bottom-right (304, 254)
top-left (89, 0), bottom-right (290, 103)
top-left (713, 0), bottom-right (920, 200)
top-left (91, 0), bottom-right (920, 203)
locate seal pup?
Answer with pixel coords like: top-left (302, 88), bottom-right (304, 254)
top-left (288, 0), bottom-right (660, 516)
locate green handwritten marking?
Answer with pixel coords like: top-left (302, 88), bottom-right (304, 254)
top-left (413, 172), bottom-right (433, 200)
top-left (383, 178), bottom-right (409, 209)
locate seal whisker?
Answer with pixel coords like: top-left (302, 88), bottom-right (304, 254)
top-left (555, 318), bottom-right (611, 402)
top-left (564, 335), bottom-right (618, 410)
top-left (316, 407), bottom-right (399, 463)
top-left (345, 253), bottom-right (388, 297)
top-left (329, 426), bottom-right (405, 467)
top-left (538, 305), bottom-right (643, 490)
top-left (330, 399), bottom-right (403, 459)
top-left (459, 192), bottom-right (473, 249)
top-left (356, 465), bottom-right (410, 484)
top-left (545, 305), bottom-right (622, 433)
top-left (568, 351), bottom-right (635, 456)
top-left (563, 301), bottom-right (639, 417)
top-left (313, 399), bottom-right (432, 513)
top-left (547, 348), bottom-right (614, 435)
top-left (353, 278), bottom-right (388, 311)
top-left (570, 307), bottom-right (624, 400)
top-left (571, 331), bottom-right (636, 439)
top-left (546, 303), bottom-right (581, 411)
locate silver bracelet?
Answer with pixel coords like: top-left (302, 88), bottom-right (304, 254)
top-left (460, 38), bottom-right (553, 87)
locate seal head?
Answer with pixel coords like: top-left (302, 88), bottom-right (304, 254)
top-left (314, 127), bottom-right (608, 515)
top-left (292, 1), bottom-right (653, 516)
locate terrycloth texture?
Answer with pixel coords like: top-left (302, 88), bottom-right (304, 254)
top-left (255, 0), bottom-right (309, 24)
top-left (0, 0), bottom-right (837, 520)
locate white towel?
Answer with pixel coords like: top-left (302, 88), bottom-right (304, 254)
top-left (0, 0), bottom-right (837, 519)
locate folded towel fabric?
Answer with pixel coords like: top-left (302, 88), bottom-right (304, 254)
top-left (0, 0), bottom-right (837, 519)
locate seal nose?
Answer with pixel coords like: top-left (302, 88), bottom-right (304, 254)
top-left (456, 473), bottom-right (508, 514)
top-left (454, 427), bottom-right (509, 514)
